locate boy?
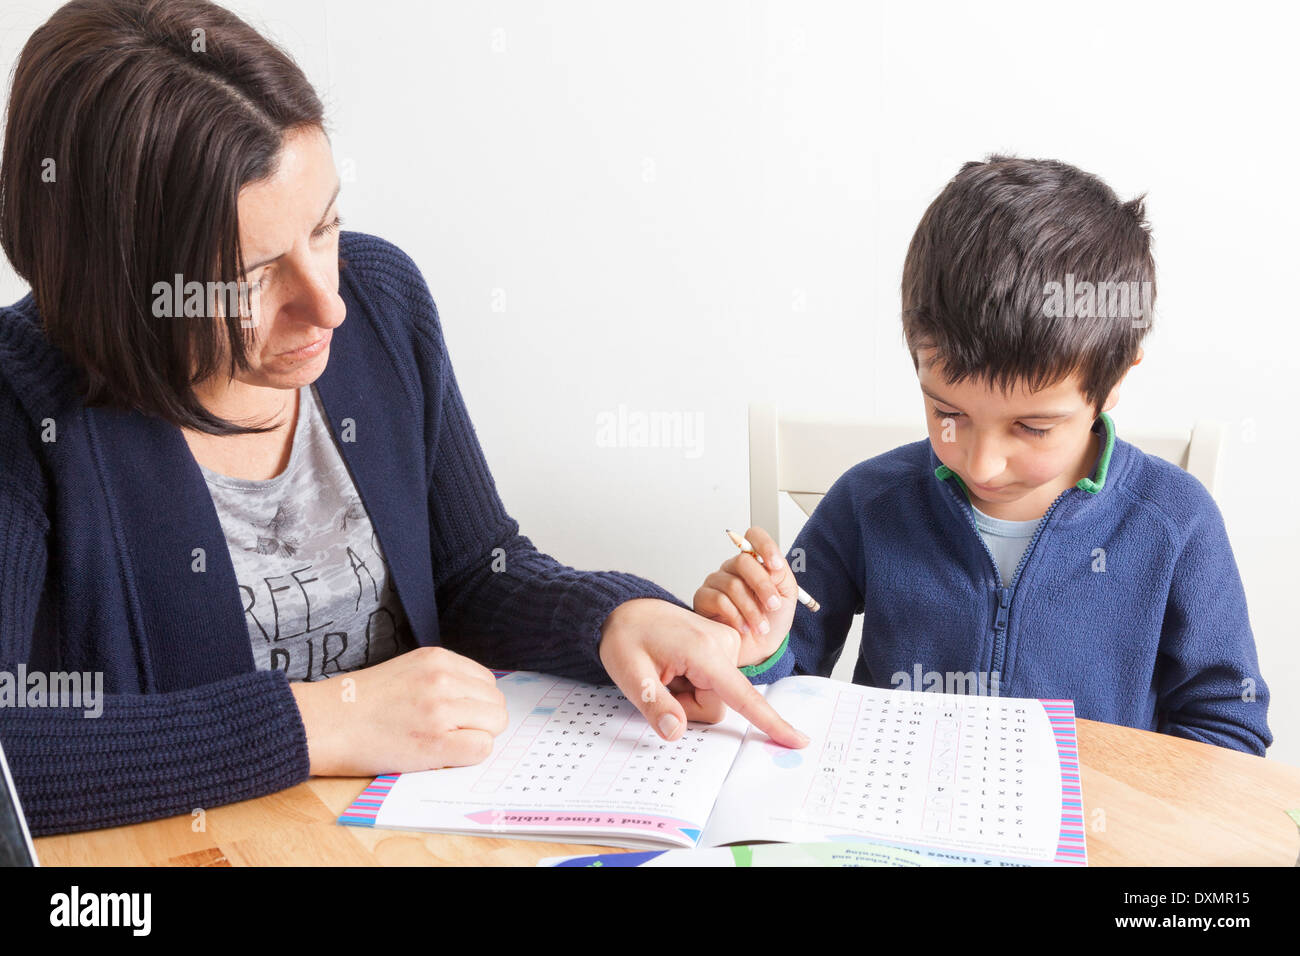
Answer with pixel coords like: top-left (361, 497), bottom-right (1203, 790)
top-left (694, 155), bottom-right (1271, 756)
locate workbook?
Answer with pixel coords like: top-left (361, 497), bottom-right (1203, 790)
top-left (339, 671), bottom-right (1086, 864)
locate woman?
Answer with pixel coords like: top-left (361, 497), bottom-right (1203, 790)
top-left (0, 0), bottom-right (803, 836)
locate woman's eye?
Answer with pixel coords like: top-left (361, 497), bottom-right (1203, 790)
top-left (314, 214), bottom-right (343, 238)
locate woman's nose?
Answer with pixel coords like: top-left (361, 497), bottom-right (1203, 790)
top-left (284, 260), bottom-right (346, 328)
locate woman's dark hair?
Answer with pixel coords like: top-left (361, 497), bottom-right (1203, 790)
top-left (0, 0), bottom-right (341, 434)
top-left (901, 154), bottom-right (1156, 418)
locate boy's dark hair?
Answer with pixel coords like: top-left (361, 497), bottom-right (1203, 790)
top-left (0, 0), bottom-right (342, 435)
top-left (901, 155), bottom-right (1155, 418)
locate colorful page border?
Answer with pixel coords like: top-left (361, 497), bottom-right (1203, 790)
top-left (1039, 699), bottom-right (1086, 865)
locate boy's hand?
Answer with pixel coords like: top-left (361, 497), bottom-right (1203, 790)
top-left (693, 525), bottom-right (798, 668)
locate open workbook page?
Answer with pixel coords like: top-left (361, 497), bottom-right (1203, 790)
top-left (699, 675), bottom-right (1085, 864)
top-left (343, 671), bottom-right (751, 849)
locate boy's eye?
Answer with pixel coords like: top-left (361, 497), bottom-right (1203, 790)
top-left (930, 405), bottom-right (1051, 439)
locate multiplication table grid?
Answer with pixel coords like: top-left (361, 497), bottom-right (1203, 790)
top-left (800, 690), bottom-right (1033, 845)
top-left (469, 678), bottom-right (714, 802)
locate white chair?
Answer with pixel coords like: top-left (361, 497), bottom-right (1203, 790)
top-left (748, 402), bottom-right (1226, 545)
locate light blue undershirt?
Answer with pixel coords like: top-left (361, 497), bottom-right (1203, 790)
top-left (969, 504), bottom-right (1040, 588)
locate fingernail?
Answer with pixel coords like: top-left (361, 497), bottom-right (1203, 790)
top-left (796, 730), bottom-right (811, 746)
top-left (769, 554), bottom-right (783, 569)
top-left (767, 595), bottom-right (781, 610)
top-left (758, 618), bottom-right (770, 635)
top-left (658, 713), bottom-right (680, 738)
top-left (739, 623), bottom-right (751, 636)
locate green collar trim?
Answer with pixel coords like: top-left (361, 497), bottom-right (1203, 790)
top-left (934, 410), bottom-right (1115, 497)
top-left (1076, 410), bottom-right (1115, 493)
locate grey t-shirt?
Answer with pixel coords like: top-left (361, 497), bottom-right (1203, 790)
top-left (198, 384), bottom-right (416, 681)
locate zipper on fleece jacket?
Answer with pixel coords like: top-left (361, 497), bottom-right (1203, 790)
top-left (932, 412), bottom-right (1117, 681)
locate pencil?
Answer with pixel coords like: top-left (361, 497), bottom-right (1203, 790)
top-left (725, 529), bottom-right (820, 612)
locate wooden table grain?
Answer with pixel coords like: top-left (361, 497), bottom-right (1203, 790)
top-left (32, 718), bottom-right (1300, 866)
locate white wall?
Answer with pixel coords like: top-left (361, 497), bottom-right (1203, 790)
top-left (3, 1), bottom-right (1296, 765)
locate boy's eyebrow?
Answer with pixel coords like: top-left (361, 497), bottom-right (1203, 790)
top-left (243, 180), bottom-right (342, 272)
top-left (920, 385), bottom-right (1074, 420)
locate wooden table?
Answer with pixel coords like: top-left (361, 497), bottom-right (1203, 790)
top-left (33, 718), bottom-right (1300, 866)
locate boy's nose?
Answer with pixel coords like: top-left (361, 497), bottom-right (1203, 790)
top-left (966, 442), bottom-right (1007, 485)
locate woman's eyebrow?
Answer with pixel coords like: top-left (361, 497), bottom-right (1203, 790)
top-left (920, 385), bottom-right (1072, 419)
top-left (243, 180), bottom-right (342, 272)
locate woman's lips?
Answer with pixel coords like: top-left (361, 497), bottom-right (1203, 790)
top-left (281, 330), bottom-right (331, 357)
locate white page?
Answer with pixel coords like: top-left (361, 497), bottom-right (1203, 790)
top-left (699, 675), bottom-right (1077, 863)
top-left (371, 672), bottom-right (750, 849)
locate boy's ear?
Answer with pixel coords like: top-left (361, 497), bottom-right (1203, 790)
top-left (1099, 350), bottom-right (1142, 415)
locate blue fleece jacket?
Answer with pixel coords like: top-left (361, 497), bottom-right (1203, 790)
top-left (0, 231), bottom-right (689, 836)
top-left (750, 412), bottom-right (1272, 756)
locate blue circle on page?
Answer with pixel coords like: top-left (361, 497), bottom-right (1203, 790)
top-left (771, 749), bottom-right (803, 769)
